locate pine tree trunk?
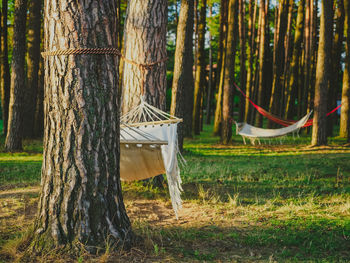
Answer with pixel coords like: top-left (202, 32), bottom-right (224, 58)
top-left (5, 0), bottom-right (28, 151)
top-left (170, 0), bottom-right (194, 151)
top-left (213, 0), bottom-right (227, 135)
top-left (286, 0), bottom-right (305, 119)
top-left (340, 0), bottom-right (350, 141)
top-left (328, 0), bottom-right (344, 136)
top-left (122, 0), bottom-right (168, 114)
top-left (269, 0), bottom-right (289, 127)
top-left (1, 0), bottom-right (10, 136)
top-left (192, 0), bottom-right (206, 135)
top-left (221, 0), bottom-right (237, 144)
top-left (311, 0), bottom-right (333, 146)
top-left (33, 0), bottom-right (133, 252)
top-left (205, 5), bottom-right (213, 125)
top-left (255, 0), bottom-right (268, 127)
top-left (23, 0), bottom-right (42, 138)
top-left (302, 0), bottom-right (311, 119)
top-left (238, 0), bottom-right (246, 123)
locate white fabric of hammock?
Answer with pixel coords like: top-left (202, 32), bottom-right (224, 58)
top-left (236, 111), bottom-right (312, 143)
top-left (120, 98), bottom-right (183, 217)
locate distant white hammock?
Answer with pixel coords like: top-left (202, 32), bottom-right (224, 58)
top-left (235, 111), bottom-right (313, 145)
top-left (120, 97), bottom-right (183, 216)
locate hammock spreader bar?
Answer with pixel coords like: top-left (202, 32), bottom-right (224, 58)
top-left (234, 83), bottom-right (342, 127)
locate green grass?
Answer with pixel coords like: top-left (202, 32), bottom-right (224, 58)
top-left (0, 123), bottom-right (349, 262)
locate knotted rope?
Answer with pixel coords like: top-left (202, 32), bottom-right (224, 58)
top-left (41, 47), bottom-right (168, 96)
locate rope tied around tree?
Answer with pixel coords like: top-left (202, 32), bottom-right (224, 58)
top-left (41, 47), bottom-right (168, 96)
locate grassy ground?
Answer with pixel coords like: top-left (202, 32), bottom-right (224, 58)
top-left (0, 124), bottom-right (349, 262)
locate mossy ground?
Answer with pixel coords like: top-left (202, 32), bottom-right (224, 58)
top-left (0, 123), bottom-right (349, 262)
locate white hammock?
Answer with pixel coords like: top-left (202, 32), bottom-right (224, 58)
top-left (235, 111), bottom-right (312, 145)
top-left (120, 98), bottom-right (183, 216)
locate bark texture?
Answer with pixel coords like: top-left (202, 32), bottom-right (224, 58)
top-left (1, 0), bottom-right (10, 135)
top-left (221, 0), bottom-right (237, 144)
top-left (170, 0), bottom-right (194, 151)
top-left (5, 0), bottom-right (28, 151)
top-left (340, 0), bottom-right (350, 140)
top-left (192, 0), bottom-right (206, 135)
top-left (122, 0), bottom-right (168, 114)
top-left (23, 0), bottom-right (43, 138)
top-left (34, 0), bottom-right (132, 252)
top-left (311, 0), bottom-right (333, 146)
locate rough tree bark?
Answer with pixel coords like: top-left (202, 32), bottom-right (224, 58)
top-left (122, 0), bottom-right (168, 186)
top-left (311, 0), bottom-right (333, 146)
top-left (269, 0), bottom-right (289, 127)
top-left (1, 0), bottom-right (10, 135)
top-left (170, 0), bottom-right (194, 151)
top-left (122, 0), bottom-right (168, 114)
top-left (286, 0), bottom-right (305, 119)
top-left (23, 0), bottom-right (43, 138)
top-left (221, 0), bottom-right (237, 144)
top-left (205, 4), bottom-right (213, 125)
top-left (340, 0), bottom-right (350, 141)
top-left (192, 0), bottom-right (206, 135)
top-left (33, 0), bottom-right (133, 252)
top-left (5, 0), bottom-right (28, 151)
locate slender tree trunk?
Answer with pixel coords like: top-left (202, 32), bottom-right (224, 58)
top-left (5, 0), bottom-right (28, 151)
top-left (33, 0), bottom-right (133, 252)
top-left (205, 5), bottom-right (213, 125)
top-left (311, 0), bottom-right (333, 146)
top-left (328, 0), bottom-right (344, 136)
top-left (170, 0), bottom-right (194, 151)
top-left (122, 0), bottom-right (168, 114)
top-left (221, 0), bottom-right (237, 144)
top-left (245, 0), bottom-right (258, 123)
top-left (286, 0), bottom-right (305, 119)
top-left (213, 0), bottom-right (228, 135)
top-left (340, 0), bottom-right (350, 141)
top-left (282, 0), bottom-right (294, 111)
top-left (23, 0), bottom-right (42, 138)
top-left (192, 0), bottom-right (206, 135)
top-left (1, 0), bottom-right (10, 135)
top-left (238, 0), bottom-right (246, 122)
top-left (255, 0), bottom-right (269, 127)
top-left (302, 0), bottom-right (311, 119)
top-left (269, 0), bottom-right (289, 127)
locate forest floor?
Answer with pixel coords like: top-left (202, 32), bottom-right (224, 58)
top-left (0, 124), bottom-right (349, 262)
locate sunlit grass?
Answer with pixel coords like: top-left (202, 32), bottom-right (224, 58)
top-left (0, 122), bottom-right (349, 262)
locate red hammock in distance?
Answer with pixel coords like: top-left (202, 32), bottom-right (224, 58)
top-left (233, 83), bottom-right (342, 128)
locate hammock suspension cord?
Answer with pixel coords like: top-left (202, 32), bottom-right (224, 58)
top-left (233, 83), bottom-right (342, 127)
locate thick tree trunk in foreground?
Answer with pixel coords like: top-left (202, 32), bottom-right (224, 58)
top-left (5, 0), bottom-right (28, 151)
top-left (311, 0), bottom-right (333, 146)
top-left (23, 0), bottom-right (42, 138)
top-left (221, 0), bottom-right (237, 144)
top-left (192, 0), bottom-right (206, 135)
top-left (122, 0), bottom-right (168, 114)
top-left (1, 0), bottom-right (10, 135)
top-left (171, 0), bottom-right (194, 151)
top-left (33, 0), bottom-right (132, 252)
top-left (340, 0), bottom-right (350, 141)
top-left (122, 0), bottom-right (167, 186)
